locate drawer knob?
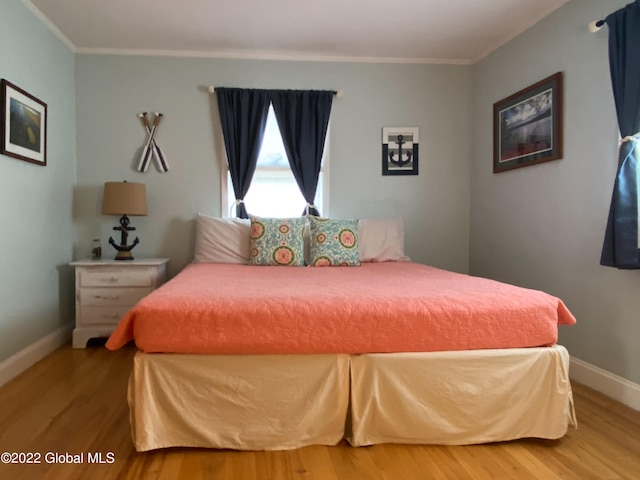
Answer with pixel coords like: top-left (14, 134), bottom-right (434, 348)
top-left (108, 277), bottom-right (118, 283)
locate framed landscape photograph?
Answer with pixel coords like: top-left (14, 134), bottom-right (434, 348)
top-left (1, 79), bottom-right (47, 166)
top-left (493, 72), bottom-right (562, 173)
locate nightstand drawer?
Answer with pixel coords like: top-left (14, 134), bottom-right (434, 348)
top-left (80, 305), bottom-right (132, 325)
top-left (80, 268), bottom-right (153, 287)
top-left (79, 287), bottom-right (151, 306)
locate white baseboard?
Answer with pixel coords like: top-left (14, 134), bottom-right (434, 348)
top-left (0, 326), bottom-right (72, 388)
top-left (570, 356), bottom-right (640, 411)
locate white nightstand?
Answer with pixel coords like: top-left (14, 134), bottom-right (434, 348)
top-left (70, 258), bottom-right (169, 348)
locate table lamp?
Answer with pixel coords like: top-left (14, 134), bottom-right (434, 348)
top-left (101, 181), bottom-right (148, 260)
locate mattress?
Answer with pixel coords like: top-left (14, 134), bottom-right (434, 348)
top-left (106, 262), bottom-right (576, 354)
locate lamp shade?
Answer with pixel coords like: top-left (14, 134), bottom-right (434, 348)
top-left (102, 182), bottom-right (148, 216)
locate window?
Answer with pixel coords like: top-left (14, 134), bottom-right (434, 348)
top-left (221, 106), bottom-right (329, 218)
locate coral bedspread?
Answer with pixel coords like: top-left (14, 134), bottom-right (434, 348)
top-left (106, 262), bottom-right (575, 354)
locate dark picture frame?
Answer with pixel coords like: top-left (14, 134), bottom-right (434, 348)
top-left (1, 79), bottom-right (47, 166)
top-left (493, 72), bottom-right (563, 173)
top-left (382, 127), bottom-right (419, 176)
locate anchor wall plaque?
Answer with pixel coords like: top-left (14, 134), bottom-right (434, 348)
top-left (382, 127), bottom-right (419, 176)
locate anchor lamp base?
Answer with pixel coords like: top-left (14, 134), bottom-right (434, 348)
top-left (108, 214), bottom-right (141, 261)
top-left (113, 248), bottom-right (135, 261)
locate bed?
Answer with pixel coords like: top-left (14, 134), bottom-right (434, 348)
top-left (106, 215), bottom-right (577, 451)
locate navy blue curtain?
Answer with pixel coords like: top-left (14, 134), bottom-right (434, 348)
top-left (216, 88), bottom-right (271, 218)
top-left (601, 0), bottom-right (640, 268)
top-left (270, 90), bottom-right (334, 216)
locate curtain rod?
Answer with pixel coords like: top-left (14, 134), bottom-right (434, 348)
top-left (207, 85), bottom-right (344, 97)
top-left (591, 0), bottom-right (640, 32)
top-left (589, 19), bottom-right (606, 32)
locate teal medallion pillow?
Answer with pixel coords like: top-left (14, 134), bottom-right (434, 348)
top-left (308, 217), bottom-right (360, 266)
top-left (249, 217), bottom-right (306, 266)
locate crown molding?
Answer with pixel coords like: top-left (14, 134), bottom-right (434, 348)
top-left (75, 47), bottom-right (473, 65)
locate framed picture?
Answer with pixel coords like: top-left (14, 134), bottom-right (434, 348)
top-left (382, 127), bottom-right (419, 176)
top-left (1, 79), bottom-right (47, 166)
top-left (493, 72), bottom-right (562, 173)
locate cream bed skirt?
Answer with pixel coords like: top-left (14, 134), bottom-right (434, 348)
top-left (348, 346), bottom-right (576, 446)
top-left (128, 346), bottom-right (576, 451)
top-left (128, 353), bottom-right (350, 451)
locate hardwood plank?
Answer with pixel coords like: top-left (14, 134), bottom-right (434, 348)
top-left (366, 443), bottom-right (437, 479)
top-left (494, 441), bottom-right (574, 480)
top-left (1, 344), bottom-right (639, 480)
top-left (221, 450), bottom-right (257, 480)
top-left (408, 445), bottom-right (474, 479)
top-left (326, 441), bottom-right (386, 480)
top-left (292, 445), bottom-right (341, 480)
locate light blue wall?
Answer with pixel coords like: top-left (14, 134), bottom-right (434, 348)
top-left (470, 0), bottom-right (639, 383)
top-left (74, 56), bottom-right (471, 277)
top-left (0, 1), bottom-right (76, 362)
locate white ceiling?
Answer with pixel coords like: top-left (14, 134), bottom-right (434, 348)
top-left (25, 0), bottom-right (569, 64)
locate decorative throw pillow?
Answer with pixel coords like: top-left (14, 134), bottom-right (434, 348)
top-left (308, 217), bottom-right (360, 266)
top-left (249, 217), bottom-right (306, 266)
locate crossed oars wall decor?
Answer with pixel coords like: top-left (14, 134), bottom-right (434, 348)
top-left (137, 112), bottom-right (168, 173)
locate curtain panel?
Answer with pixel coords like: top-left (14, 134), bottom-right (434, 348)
top-left (270, 90), bottom-right (334, 217)
top-left (600, 0), bottom-right (640, 269)
top-left (216, 88), bottom-right (271, 219)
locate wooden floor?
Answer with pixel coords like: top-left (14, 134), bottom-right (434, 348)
top-left (1, 343), bottom-right (639, 480)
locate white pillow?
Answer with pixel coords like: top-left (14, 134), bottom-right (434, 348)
top-left (358, 218), bottom-right (410, 263)
top-left (194, 213), bottom-right (250, 264)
